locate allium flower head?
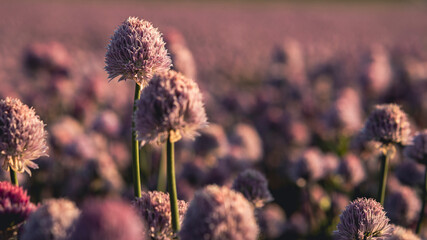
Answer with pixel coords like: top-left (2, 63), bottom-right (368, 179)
top-left (337, 154), bottom-right (366, 187)
top-left (257, 203), bottom-right (286, 239)
top-left (388, 224), bottom-right (420, 240)
top-left (385, 186), bottom-right (420, 226)
top-left (0, 97), bottom-right (48, 175)
top-left (179, 185), bottom-right (259, 240)
top-left (133, 191), bottom-right (188, 240)
top-left (334, 198), bottom-right (393, 240)
top-left (21, 198), bottom-right (80, 240)
top-left (363, 104), bottom-right (411, 146)
top-left (404, 130), bottom-right (427, 164)
top-left (105, 17), bottom-right (172, 87)
top-left (291, 148), bottom-right (324, 183)
top-left (231, 169), bottom-right (273, 208)
top-left (134, 70), bottom-right (207, 145)
top-left (0, 181), bottom-right (36, 231)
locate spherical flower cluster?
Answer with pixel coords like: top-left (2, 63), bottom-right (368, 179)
top-left (334, 198), bottom-right (393, 240)
top-left (231, 169), bottom-right (273, 208)
top-left (105, 17), bottom-right (172, 87)
top-left (21, 198), bottom-right (80, 240)
top-left (388, 224), bottom-right (420, 240)
top-left (404, 130), bottom-right (427, 164)
top-left (0, 181), bottom-right (36, 231)
top-left (363, 104), bottom-right (411, 146)
top-left (257, 203), bottom-right (286, 239)
top-left (134, 70), bottom-right (207, 145)
top-left (385, 186), bottom-right (420, 226)
top-left (0, 97), bottom-right (48, 175)
top-left (337, 154), bottom-right (366, 187)
top-left (69, 199), bottom-right (146, 240)
top-left (291, 148), bottom-right (324, 183)
top-left (193, 123), bottom-right (229, 159)
top-left (229, 123), bottom-right (263, 164)
top-left (179, 185), bottom-right (259, 240)
top-left (133, 191), bottom-right (188, 240)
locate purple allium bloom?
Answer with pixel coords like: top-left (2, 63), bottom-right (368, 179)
top-left (49, 116), bottom-right (83, 149)
top-left (69, 199), bottom-right (146, 240)
top-left (395, 160), bottom-right (424, 187)
top-left (337, 154), bottom-right (366, 187)
top-left (179, 185), bottom-right (259, 240)
top-left (404, 130), bottom-right (427, 164)
top-left (193, 123), bottom-right (229, 159)
top-left (134, 70), bottom-right (207, 145)
top-left (132, 191), bottom-right (188, 240)
top-left (21, 198), bottom-right (80, 240)
top-left (257, 203), bottom-right (286, 239)
top-left (23, 41), bottom-right (70, 76)
top-left (363, 104), bottom-right (411, 146)
top-left (229, 123), bottom-right (263, 165)
top-left (361, 45), bottom-right (393, 96)
top-left (323, 153), bottom-right (339, 176)
top-left (291, 148), bottom-right (324, 183)
top-left (388, 224), bottom-right (421, 240)
top-left (0, 97), bottom-right (48, 175)
top-left (92, 110), bottom-right (121, 138)
top-left (385, 186), bottom-right (420, 226)
top-left (105, 17), bottom-right (172, 87)
top-left (231, 169), bottom-right (273, 208)
top-left (0, 181), bottom-right (36, 231)
top-left (334, 198), bottom-right (393, 240)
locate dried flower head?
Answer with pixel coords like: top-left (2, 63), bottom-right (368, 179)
top-left (388, 224), bottom-right (420, 240)
top-left (133, 191), bottom-right (188, 240)
top-left (134, 70), bottom-right (207, 145)
top-left (334, 198), bottom-right (393, 240)
top-left (105, 17), bottom-right (172, 87)
top-left (363, 104), bottom-right (411, 146)
top-left (404, 130), bottom-right (427, 164)
top-left (385, 186), bottom-right (420, 226)
top-left (179, 185), bottom-right (259, 240)
top-left (21, 198), bottom-right (80, 240)
top-left (0, 97), bottom-right (48, 175)
top-left (232, 169), bottom-right (273, 208)
top-left (0, 181), bottom-right (36, 231)
top-left (69, 199), bottom-right (146, 240)
top-left (337, 154), bottom-right (366, 187)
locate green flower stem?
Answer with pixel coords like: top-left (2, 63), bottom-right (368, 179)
top-left (377, 152), bottom-right (389, 205)
top-left (416, 165), bottom-right (427, 233)
top-left (9, 169), bottom-right (18, 186)
top-left (167, 135), bottom-right (180, 233)
top-left (157, 143), bottom-right (167, 192)
top-left (132, 83), bottom-right (142, 198)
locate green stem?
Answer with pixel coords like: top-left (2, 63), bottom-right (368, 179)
top-left (377, 152), bottom-right (389, 205)
top-left (9, 170), bottom-right (18, 186)
top-left (416, 166), bottom-right (427, 233)
top-left (167, 135), bottom-right (180, 233)
top-left (157, 143), bottom-right (167, 192)
top-left (132, 83), bottom-right (142, 198)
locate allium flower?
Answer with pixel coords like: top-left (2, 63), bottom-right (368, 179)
top-left (193, 123), bottom-right (229, 159)
top-left (229, 123), bottom-right (263, 165)
top-left (134, 70), bottom-right (207, 145)
top-left (388, 224), bottom-right (420, 240)
top-left (21, 198), bottom-right (80, 240)
top-left (133, 191), bottom-right (188, 240)
top-left (385, 186), bottom-right (420, 226)
top-left (0, 181), bottom-right (36, 231)
top-left (179, 185), bottom-right (259, 240)
top-left (257, 203), bottom-right (286, 239)
top-left (92, 110), bottom-right (121, 138)
top-left (231, 169), bottom-right (273, 208)
top-left (404, 130), bottom-right (427, 164)
top-left (291, 148), bottom-right (324, 183)
top-left (363, 104), bottom-right (411, 146)
top-left (337, 154), bottom-right (366, 187)
top-left (334, 198), bottom-right (393, 240)
top-left (395, 160), bottom-right (424, 186)
top-left (105, 17), bottom-right (172, 87)
top-left (69, 199), bottom-right (146, 240)
top-left (0, 97), bottom-right (48, 175)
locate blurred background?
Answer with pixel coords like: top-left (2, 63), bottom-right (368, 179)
top-left (1, 0), bottom-right (427, 239)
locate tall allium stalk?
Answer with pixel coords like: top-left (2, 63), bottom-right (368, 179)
top-left (404, 130), bottom-right (427, 233)
top-left (134, 70), bottom-right (207, 233)
top-left (363, 104), bottom-right (411, 205)
top-left (105, 17), bottom-right (172, 198)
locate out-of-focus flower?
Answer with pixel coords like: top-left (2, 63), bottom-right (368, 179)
top-left (323, 152), bottom-right (339, 176)
top-left (193, 123), bottom-right (229, 160)
top-left (0, 181), bottom-right (36, 231)
top-left (49, 116), bottom-right (83, 149)
top-left (133, 191), bottom-right (188, 240)
top-left (105, 17), bottom-right (171, 87)
top-left (404, 130), bottom-right (427, 164)
top-left (385, 186), bottom-right (420, 226)
top-left (361, 45), bottom-right (393, 96)
top-left (179, 185), bottom-right (259, 240)
top-left (363, 104), bottom-right (411, 146)
top-left (0, 97), bottom-right (48, 175)
top-left (257, 203), bottom-right (286, 239)
top-left (388, 224), bottom-right (420, 240)
top-left (231, 169), bottom-right (273, 208)
top-left (337, 154), bottom-right (366, 187)
top-left (334, 198), bottom-right (393, 240)
top-left (92, 110), bottom-right (121, 138)
top-left (291, 148), bottom-right (324, 183)
top-left (395, 160), bottom-right (424, 187)
top-left (69, 199), bottom-right (146, 240)
top-left (21, 198), bottom-right (80, 240)
top-left (134, 70), bottom-right (207, 145)
top-left (229, 124), bottom-right (263, 166)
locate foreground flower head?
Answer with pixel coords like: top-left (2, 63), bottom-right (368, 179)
top-left (404, 130), bottom-right (427, 164)
top-left (21, 198), bottom-right (80, 240)
top-left (134, 70), bottom-right (207, 145)
top-left (363, 104), bottom-right (411, 146)
top-left (179, 185), bottom-right (259, 240)
top-left (69, 199), bottom-right (146, 240)
top-left (0, 181), bottom-right (36, 231)
top-left (0, 97), bottom-right (48, 175)
top-left (334, 198), bottom-right (393, 240)
top-left (231, 169), bottom-right (273, 208)
top-left (105, 17), bottom-right (172, 87)
top-left (133, 191), bottom-right (188, 240)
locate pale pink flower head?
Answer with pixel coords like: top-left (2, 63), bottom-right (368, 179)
top-left (105, 17), bottom-right (172, 87)
top-left (0, 97), bottom-right (48, 175)
top-left (404, 130), bottom-right (427, 164)
top-left (388, 224), bottom-right (420, 240)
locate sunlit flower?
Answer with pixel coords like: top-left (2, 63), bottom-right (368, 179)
top-left (232, 169), bottom-right (273, 208)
